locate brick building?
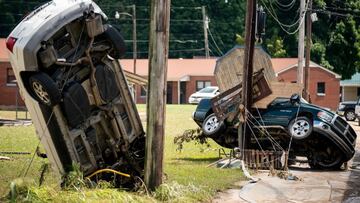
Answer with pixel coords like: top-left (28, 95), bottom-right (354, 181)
top-left (120, 59), bottom-right (217, 104)
top-left (272, 58), bottom-right (341, 110)
top-left (122, 58), bottom-right (341, 109)
top-left (0, 37), bottom-right (342, 109)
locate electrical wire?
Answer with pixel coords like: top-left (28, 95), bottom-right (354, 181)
top-left (207, 27), bottom-right (224, 56)
top-left (260, 0), bottom-right (310, 35)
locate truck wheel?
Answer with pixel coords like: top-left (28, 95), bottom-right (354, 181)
top-left (29, 73), bottom-right (61, 106)
top-left (308, 142), bottom-right (344, 170)
top-left (202, 113), bottom-right (224, 137)
top-left (288, 117), bottom-right (313, 140)
top-left (344, 110), bottom-right (356, 121)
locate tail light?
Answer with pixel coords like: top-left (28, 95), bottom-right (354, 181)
top-left (6, 37), bottom-right (17, 53)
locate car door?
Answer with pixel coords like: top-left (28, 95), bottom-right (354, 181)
top-left (259, 98), bottom-right (297, 126)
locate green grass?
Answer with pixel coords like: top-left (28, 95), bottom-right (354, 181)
top-left (0, 105), bottom-right (243, 202)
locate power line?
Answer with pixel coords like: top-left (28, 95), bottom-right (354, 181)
top-left (207, 27), bottom-right (224, 55)
top-left (312, 9), bottom-right (360, 19)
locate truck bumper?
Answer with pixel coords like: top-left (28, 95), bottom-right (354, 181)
top-left (313, 120), bottom-right (355, 160)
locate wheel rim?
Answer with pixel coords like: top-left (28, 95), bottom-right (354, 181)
top-left (204, 115), bottom-right (220, 134)
top-left (346, 111), bottom-right (355, 120)
top-left (32, 81), bottom-right (50, 104)
top-left (290, 119), bottom-right (310, 138)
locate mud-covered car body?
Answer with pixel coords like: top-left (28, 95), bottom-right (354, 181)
top-left (193, 96), bottom-right (357, 169)
top-left (6, 0), bottom-right (145, 186)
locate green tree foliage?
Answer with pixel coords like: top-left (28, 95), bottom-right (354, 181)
top-left (266, 36), bottom-right (286, 57)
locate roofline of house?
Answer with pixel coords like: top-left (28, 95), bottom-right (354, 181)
top-left (340, 83), bottom-right (360, 87)
top-left (275, 62), bottom-right (341, 79)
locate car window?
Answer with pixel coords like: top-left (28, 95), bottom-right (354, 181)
top-left (198, 87), bottom-right (217, 93)
top-left (269, 98), bottom-right (291, 107)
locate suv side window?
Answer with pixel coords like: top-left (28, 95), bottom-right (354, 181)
top-left (269, 98), bottom-right (291, 107)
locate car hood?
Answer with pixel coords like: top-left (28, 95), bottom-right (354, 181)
top-left (300, 102), bottom-right (335, 115)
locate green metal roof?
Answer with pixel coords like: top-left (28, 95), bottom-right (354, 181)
top-left (340, 73), bottom-right (360, 86)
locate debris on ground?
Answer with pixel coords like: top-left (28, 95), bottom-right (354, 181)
top-left (0, 119), bottom-right (32, 127)
top-left (0, 156), bottom-right (10, 161)
top-left (270, 170), bottom-right (302, 181)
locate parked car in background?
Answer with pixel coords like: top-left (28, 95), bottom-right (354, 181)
top-left (337, 101), bottom-right (358, 121)
top-left (188, 86), bottom-right (219, 104)
top-left (6, 0), bottom-right (145, 187)
top-left (192, 94), bottom-right (357, 169)
top-left (355, 98), bottom-right (360, 125)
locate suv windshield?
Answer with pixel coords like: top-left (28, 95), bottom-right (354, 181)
top-left (198, 87), bottom-right (217, 93)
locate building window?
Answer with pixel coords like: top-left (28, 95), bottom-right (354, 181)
top-left (196, 80), bottom-right (211, 91)
top-left (291, 81), bottom-right (297, 83)
top-left (140, 86), bottom-right (147, 97)
top-left (357, 87), bottom-right (360, 97)
top-left (6, 68), bottom-right (17, 86)
top-left (317, 82), bottom-right (325, 96)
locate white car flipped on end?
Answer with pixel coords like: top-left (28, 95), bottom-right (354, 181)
top-left (188, 86), bottom-right (219, 104)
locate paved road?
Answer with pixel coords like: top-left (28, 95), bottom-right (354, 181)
top-left (213, 121), bottom-right (360, 203)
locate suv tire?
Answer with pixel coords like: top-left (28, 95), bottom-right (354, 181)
top-left (288, 116), bottom-right (313, 140)
top-left (344, 109), bottom-right (356, 121)
top-left (202, 113), bottom-right (224, 137)
top-left (29, 73), bottom-right (61, 106)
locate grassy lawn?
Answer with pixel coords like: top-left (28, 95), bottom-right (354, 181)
top-left (0, 105), bottom-right (243, 202)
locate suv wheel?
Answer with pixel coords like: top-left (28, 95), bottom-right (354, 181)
top-left (308, 141), bottom-right (344, 170)
top-left (345, 109), bottom-right (356, 121)
top-left (288, 117), bottom-right (312, 140)
top-left (202, 113), bottom-right (224, 136)
top-left (29, 73), bottom-right (61, 106)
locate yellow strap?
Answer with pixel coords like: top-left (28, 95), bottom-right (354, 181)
top-left (86, 168), bottom-right (131, 179)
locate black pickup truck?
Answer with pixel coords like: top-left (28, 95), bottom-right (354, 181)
top-left (337, 101), bottom-right (358, 121)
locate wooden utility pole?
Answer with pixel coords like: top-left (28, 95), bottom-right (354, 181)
top-left (305, 0), bottom-right (313, 101)
top-left (202, 6), bottom-right (210, 58)
top-left (144, 0), bottom-right (170, 191)
top-left (239, 0), bottom-right (257, 151)
top-left (297, 0), bottom-right (306, 89)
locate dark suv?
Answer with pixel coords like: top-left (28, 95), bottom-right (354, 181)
top-left (193, 95), bottom-right (357, 169)
top-left (337, 101), bottom-right (358, 121)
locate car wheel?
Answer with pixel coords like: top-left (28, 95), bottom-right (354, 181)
top-left (308, 142), bottom-right (344, 170)
top-left (288, 116), bottom-right (313, 140)
top-left (344, 110), bottom-right (356, 121)
top-left (202, 113), bottom-right (224, 137)
top-left (29, 73), bottom-right (61, 106)
top-left (96, 24), bottom-right (126, 59)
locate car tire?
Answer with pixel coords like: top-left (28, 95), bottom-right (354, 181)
top-left (202, 113), bottom-right (224, 137)
top-left (288, 116), bottom-right (313, 140)
top-left (307, 141), bottom-right (344, 170)
top-left (344, 109), bottom-right (356, 121)
top-left (96, 24), bottom-right (126, 59)
top-left (29, 73), bottom-right (61, 106)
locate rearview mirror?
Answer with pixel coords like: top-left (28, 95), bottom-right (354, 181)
top-left (290, 93), bottom-right (300, 104)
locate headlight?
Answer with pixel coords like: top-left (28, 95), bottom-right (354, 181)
top-left (338, 104), bottom-right (345, 110)
top-left (317, 111), bottom-right (333, 123)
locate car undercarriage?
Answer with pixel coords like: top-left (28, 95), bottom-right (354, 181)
top-left (7, 2), bottom-right (145, 188)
